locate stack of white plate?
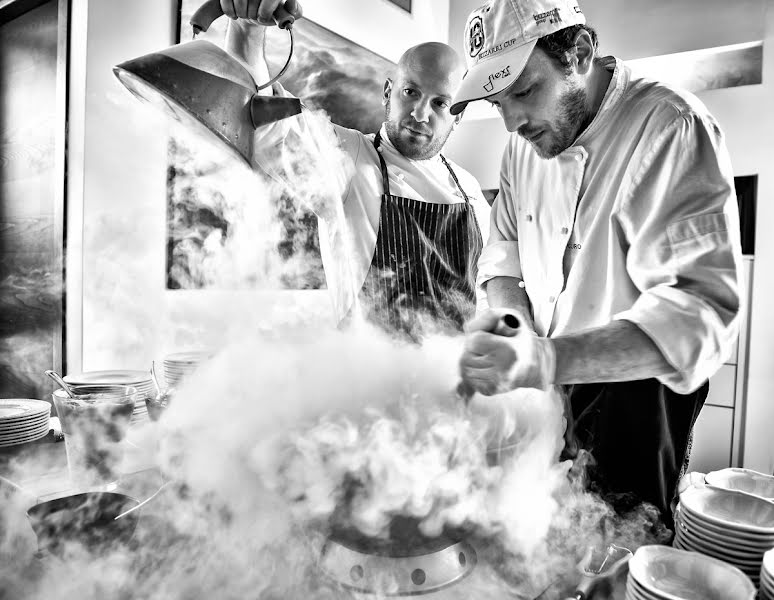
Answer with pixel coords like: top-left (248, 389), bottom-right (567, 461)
top-left (63, 370), bottom-right (153, 425)
top-left (706, 468), bottom-right (774, 500)
top-left (163, 351), bottom-right (211, 387)
top-left (0, 399), bottom-right (50, 447)
top-left (627, 545), bottom-right (755, 600)
top-left (674, 485), bottom-right (774, 586)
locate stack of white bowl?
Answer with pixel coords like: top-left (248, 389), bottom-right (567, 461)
top-left (0, 399), bottom-right (50, 447)
top-left (627, 545), bottom-right (755, 599)
top-left (761, 549), bottom-right (774, 600)
top-left (162, 351), bottom-right (211, 387)
top-left (63, 370), bottom-right (153, 425)
top-left (674, 483), bottom-right (774, 586)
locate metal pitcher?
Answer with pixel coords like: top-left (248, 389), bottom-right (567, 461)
top-left (112, 0), bottom-right (302, 167)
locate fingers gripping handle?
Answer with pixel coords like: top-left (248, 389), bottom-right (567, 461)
top-left (191, 0), bottom-right (296, 35)
top-left (457, 313), bottom-right (522, 403)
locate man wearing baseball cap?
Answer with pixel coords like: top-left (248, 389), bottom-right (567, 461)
top-left (456, 0), bottom-right (743, 529)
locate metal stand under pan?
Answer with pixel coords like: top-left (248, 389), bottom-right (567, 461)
top-left (319, 517), bottom-right (477, 598)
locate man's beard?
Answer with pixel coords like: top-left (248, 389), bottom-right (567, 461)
top-left (384, 98), bottom-right (450, 160)
top-left (526, 84), bottom-right (588, 159)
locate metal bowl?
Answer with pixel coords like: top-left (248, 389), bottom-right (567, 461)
top-left (26, 491), bottom-right (140, 556)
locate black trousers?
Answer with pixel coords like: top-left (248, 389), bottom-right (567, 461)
top-left (562, 378), bottom-right (708, 529)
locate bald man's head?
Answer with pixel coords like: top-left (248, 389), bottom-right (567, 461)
top-left (383, 43), bottom-right (466, 160)
top-left (396, 42), bottom-right (466, 84)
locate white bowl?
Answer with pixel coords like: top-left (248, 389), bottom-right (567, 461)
top-left (765, 548), bottom-right (774, 579)
top-left (677, 507), bottom-right (773, 550)
top-left (706, 468), bottom-right (774, 500)
top-left (681, 485), bottom-right (774, 534)
top-left (629, 545), bottom-right (755, 600)
top-left (675, 523), bottom-right (764, 564)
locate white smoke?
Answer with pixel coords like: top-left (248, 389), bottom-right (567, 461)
top-left (0, 43), bottom-right (670, 600)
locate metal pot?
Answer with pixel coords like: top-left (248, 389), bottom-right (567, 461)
top-left (112, 0), bottom-right (302, 167)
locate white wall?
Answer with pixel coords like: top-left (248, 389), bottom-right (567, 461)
top-left (445, 1), bottom-right (774, 472)
top-left (66, 0), bottom-right (449, 373)
top-left (305, 0), bottom-right (449, 63)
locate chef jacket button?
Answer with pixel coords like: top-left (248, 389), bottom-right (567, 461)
top-left (526, 214), bottom-right (533, 222)
top-left (397, 173), bottom-right (404, 180)
top-left (548, 296), bottom-right (555, 303)
top-left (561, 227), bottom-right (568, 234)
top-left (575, 154), bottom-right (583, 161)
top-left (518, 281), bottom-right (526, 289)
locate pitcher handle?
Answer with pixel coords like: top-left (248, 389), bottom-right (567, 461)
top-left (190, 0), bottom-right (295, 35)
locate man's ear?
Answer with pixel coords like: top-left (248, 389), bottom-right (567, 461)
top-left (382, 78), bottom-right (392, 106)
top-left (572, 29), bottom-right (595, 74)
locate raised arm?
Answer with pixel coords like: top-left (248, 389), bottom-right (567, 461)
top-left (224, 18), bottom-right (272, 89)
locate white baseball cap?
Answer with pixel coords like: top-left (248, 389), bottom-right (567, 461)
top-left (450, 0), bottom-right (586, 115)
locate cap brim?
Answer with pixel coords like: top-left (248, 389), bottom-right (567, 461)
top-left (450, 39), bottom-right (537, 116)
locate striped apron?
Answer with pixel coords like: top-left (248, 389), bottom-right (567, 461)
top-left (357, 132), bottom-right (483, 338)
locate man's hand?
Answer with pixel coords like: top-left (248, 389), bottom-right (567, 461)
top-left (459, 308), bottom-right (556, 395)
top-left (219, 0), bottom-right (303, 27)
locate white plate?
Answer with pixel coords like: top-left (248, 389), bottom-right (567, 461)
top-left (0, 427), bottom-right (49, 447)
top-left (681, 486), bottom-right (774, 534)
top-left (677, 511), bottom-right (773, 553)
top-left (629, 545), bottom-right (755, 600)
top-left (0, 417), bottom-right (49, 434)
top-left (64, 370), bottom-right (151, 385)
top-left (0, 413), bottom-right (50, 430)
top-left (679, 506), bottom-right (774, 545)
top-left (706, 469), bottom-right (774, 500)
top-left (678, 529), bottom-right (768, 563)
top-left (625, 577), bottom-right (651, 599)
top-left (0, 399), bottom-right (51, 421)
top-left (0, 425), bottom-right (49, 443)
top-left (677, 537), bottom-right (763, 569)
top-left (164, 351), bottom-right (211, 364)
top-left (765, 549), bottom-right (774, 578)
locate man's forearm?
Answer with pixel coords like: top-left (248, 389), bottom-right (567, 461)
top-left (552, 320), bottom-right (675, 384)
top-left (484, 276), bottom-right (535, 331)
top-left (224, 20), bottom-right (271, 91)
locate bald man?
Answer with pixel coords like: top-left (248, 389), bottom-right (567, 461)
top-left (222, 1), bottom-right (490, 339)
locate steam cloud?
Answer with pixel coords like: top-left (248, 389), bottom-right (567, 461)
top-left (1, 325), bottom-right (668, 599)
top-left (0, 61), bottom-right (669, 600)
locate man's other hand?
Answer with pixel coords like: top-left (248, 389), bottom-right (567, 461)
top-left (459, 308), bottom-right (556, 395)
top-left (220, 0), bottom-right (303, 27)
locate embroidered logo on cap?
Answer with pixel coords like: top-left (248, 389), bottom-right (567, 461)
top-left (468, 15), bottom-right (484, 57)
top-left (533, 7), bottom-right (562, 25)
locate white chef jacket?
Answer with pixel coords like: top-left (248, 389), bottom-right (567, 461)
top-left (253, 86), bottom-right (491, 323)
top-left (479, 57), bottom-right (743, 394)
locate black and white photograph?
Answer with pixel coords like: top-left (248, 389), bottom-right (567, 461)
top-left (0, 0), bottom-right (772, 598)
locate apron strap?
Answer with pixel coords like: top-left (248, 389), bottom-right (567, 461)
top-left (372, 131), bottom-right (392, 197)
top-left (439, 154), bottom-right (470, 203)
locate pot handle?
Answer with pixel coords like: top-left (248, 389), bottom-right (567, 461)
top-left (191, 0), bottom-right (296, 35)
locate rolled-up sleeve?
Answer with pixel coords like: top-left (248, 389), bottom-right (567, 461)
top-left (613, 112), bottom-right (743, 393)
top-left (477, 140), bottom-right (524, 290)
